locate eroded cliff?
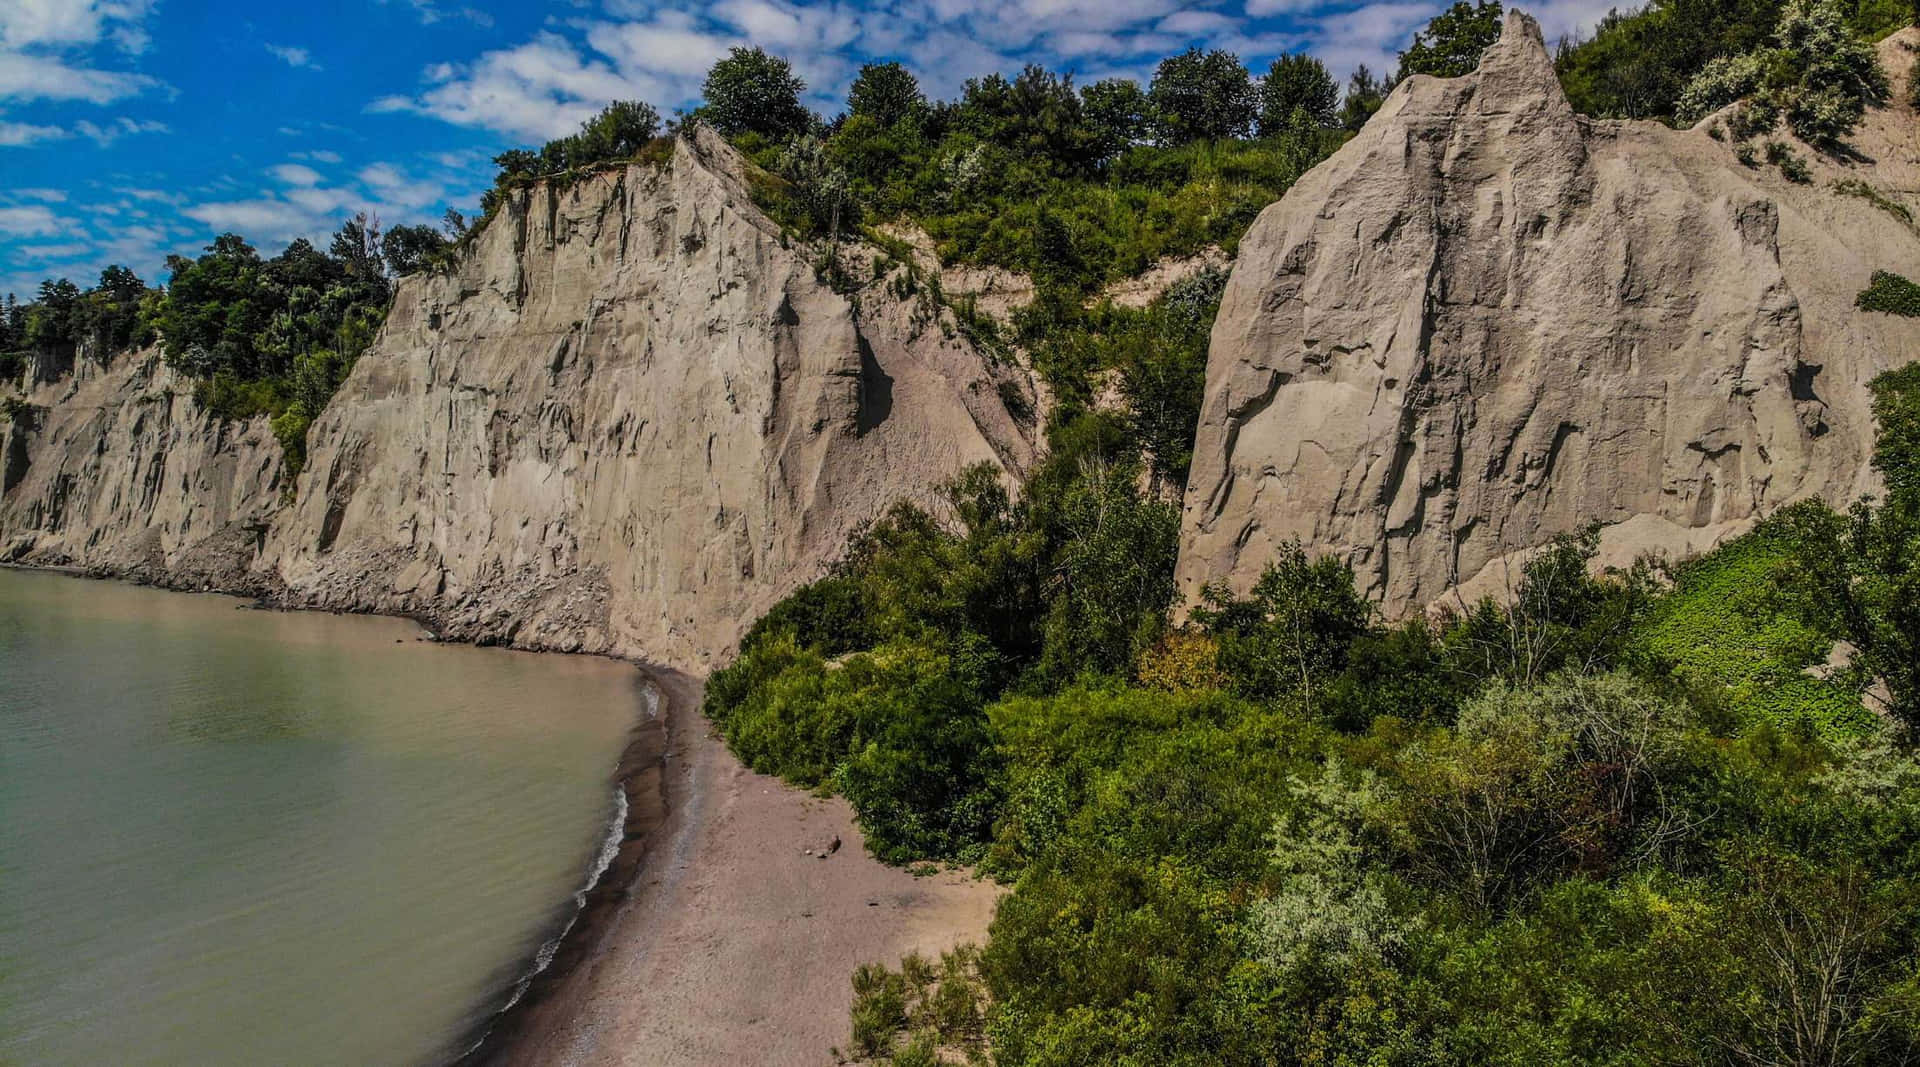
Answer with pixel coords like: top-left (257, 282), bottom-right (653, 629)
top-left (1178, 13), bottom-right (1920, 614)
top-left (1, 129), bottom-right (1038, 669)
top-left (0, 352), bottom-right (283, 589)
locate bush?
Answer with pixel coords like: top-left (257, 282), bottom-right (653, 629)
top-left (1857, 270), bottom-right (1920, 315)
top-left (1767, 139), bottom-right (1813, 181)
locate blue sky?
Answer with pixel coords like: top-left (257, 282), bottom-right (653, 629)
top-left (0, 0), bottom-right (1619, 300)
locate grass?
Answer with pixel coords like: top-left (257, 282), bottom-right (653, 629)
top-left (1636, 529), bottom-right (1875, 738)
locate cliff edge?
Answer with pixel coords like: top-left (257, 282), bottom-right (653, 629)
top-left (1, 128), bottom-right (1038, 670)
top-left (1177, 13), bottom-right (1920, 613)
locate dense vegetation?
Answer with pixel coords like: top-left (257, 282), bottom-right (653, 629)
top-left (1556, 0), bottom-right (1912, 123)
top-left (718, 344), bottom-right (1920, 1064)
top-left (679, 5), bottom-right (1920, 1064)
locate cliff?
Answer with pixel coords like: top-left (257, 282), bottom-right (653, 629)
top-left (1177, 14), bottom-right (1920, 614)
top-left (0, 352), bottom-right (283, 589)
top-left (1, 128), bottom-right (1038, 669)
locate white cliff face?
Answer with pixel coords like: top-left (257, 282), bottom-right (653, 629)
top-left (264, 129), bottom-right (1037, 667)
top-left (1178, 14), bottom-right (1920, 614)
top-left (0, 351), bottom-right (283, 588)
top-left (0, 130), bottom-right (1036, 669)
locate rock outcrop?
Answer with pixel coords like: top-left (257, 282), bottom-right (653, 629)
top-left (1, 128), bottom-right (1037, 669)
top-left (0, 352), bottom-right (283, 589)
top-left (1178, 13), bottom-right (1920, 614)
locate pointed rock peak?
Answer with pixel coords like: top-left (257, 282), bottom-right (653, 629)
top-left (1473, 9), bottom-right (1569, 110)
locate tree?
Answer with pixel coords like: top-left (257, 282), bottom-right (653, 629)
top-left (1197, 540), bottom-right (1374, 706)
top-left (572, 99), bottom-right (661, 161)
top-left (1778, 363), bottom-right (1920, 729)
top-left (1259, 53), bottom-right (1340, 134)
top-left (954, 66), bottom-right (1098, 171)
top-left (1340, 66), bottom-right (1392, 130)
top-left (703, 46), bottom-right (813, 141)
top-left (1397, 1), bottom-right (1506, 80)
top-left (1149, 48), bottom-right (1257, 144)
top-left (329, 212), bottom-right (385, 286)
top-left (1081, 77), bottom-right (1153, 160)
top-left (382, 224), bottom-right (448, 276)
top-left (847, 61), bottom-right (925, 129)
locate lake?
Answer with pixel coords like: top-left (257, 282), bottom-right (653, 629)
top-left (0, 567), bottom-right (643, 1065)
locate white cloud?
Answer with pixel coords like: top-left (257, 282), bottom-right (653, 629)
top-left (0, 0), bottom-right (155, 52)
top-left (272, 163), bottom-right (325, 186)
top-left (182, 199), bottom-right (332, 242)
top-left (0, 204), bottom-right (71, 237)
top-left (266, 43), bottom-right (322, 70)
top-left (73, 115), bottom-right (168, 145)
top-left (0, 50), bottom-right (158, 104)
top-left (372, 32), bottom-right (661, 140)
top-left (0, 119), bottom-right (68, 146)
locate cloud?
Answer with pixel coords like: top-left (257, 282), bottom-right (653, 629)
top-left (372, 32), bottom-right (664, 140)
top-left (0, 204), bottom-right (72, 237)
top-left (182, 198), bottom-right (332, 242)
top-left (383, 0), bottom-right (496, 28)
top-left (0, 119), bottom-right (68, 146)
top-left (272, 163), bottom-right (325, 186)
top-left (0, 50), bottom-right (158, 104)
top-left (266, 43), bottom-right (322, 70)
top-left (0, 0), bottom-right (155, 52)
top-left (73, 115), bottom-right (168, 145)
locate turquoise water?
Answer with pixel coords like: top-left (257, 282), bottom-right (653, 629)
top-left (0, 568), bottom-right (642, 1065)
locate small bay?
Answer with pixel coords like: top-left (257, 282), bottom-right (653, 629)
top-left (0, 568), bottom-right (642, 1066)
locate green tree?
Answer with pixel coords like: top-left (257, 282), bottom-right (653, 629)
top-left (703, 46), bottom-right (813, 141)
top-left (1778, 363), bottom-right (1920, 728)
top-left (572, 99), bottom-right (660, 161)
top-left (1081, 77), bottom-right (1153, 161)
top-left (847, 61), bottom-right (925, 129)
top-left (381, 224), bottom-right (448, 276)
top-left (1397, 1), bottom-right (1506, 80)
top-left (1340, 65), bottom-right (1392, 130)
top-left (1149, 48), bottom-right (1257, 145)
top-left (1259, 53), bottom-right (1339, 135)
top-left (1198, 541), bottom-right (1374, 706)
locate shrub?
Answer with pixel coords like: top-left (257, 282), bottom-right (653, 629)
top-left (1767, 139), bottom-right (1812, 181)
top-left (1857, 270), bottom-right (1920, 315)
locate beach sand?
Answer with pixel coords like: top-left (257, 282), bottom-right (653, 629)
top-left (476, 668), bottom-right (1002, 1066)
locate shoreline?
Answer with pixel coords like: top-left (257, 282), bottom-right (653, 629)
top-left (3, 562), bottom-right (1002, 1066)
top-left (451, 666), bottom-right (685, 1066)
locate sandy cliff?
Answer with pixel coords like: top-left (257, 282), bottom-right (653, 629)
top-left (0, 351), bottom-right (283, 589)
top-left (1, 128), bottom-right (1037, 670)
top-left (1178, 14), bottom-right (1920, 613)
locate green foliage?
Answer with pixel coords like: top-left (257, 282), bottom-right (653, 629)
top-left (1629, 0), bottom-right (1893, 146)
top-left (1636, 525), bottom-right (1871, 735)
top-left (1834, 178), bottom-right (1916, 228)
top-left (1197, 541), bottom-right (1375, 706)
top-left (1397, 1), bottom-right (1506, 80)
top-left (477, 101), bottom-right (671, 237)
top-left (1775, 363), bottom-right (1920, 729)
top-left (1858, 269), bottom-right (1920, 315)
top-left (703, 46), bottom-right (814, 141)
top-left (848, 946), bottom-right (989, 1062)
top-left (847, 61), bottom-right (926, 130)
top-left (1148, 48), bottom-right (1257, 145)
top-left (380, 223), bottom-right (447, 277)
top-left (1258, 53), bottom-right (1339, 136)
top-left (1080, 77), bottom-right (1154, 160)
top-left (1339, 65), bottom-right (1392, 130)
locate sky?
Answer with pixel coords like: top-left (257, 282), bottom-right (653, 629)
top-left (0, 0), bottom-right (1624, 301)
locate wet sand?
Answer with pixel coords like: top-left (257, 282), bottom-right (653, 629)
top-left (475, 668), bottom-right (1002, 1066)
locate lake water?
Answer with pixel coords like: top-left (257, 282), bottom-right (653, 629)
top-left (0, 568), bottom-right (644, 1065)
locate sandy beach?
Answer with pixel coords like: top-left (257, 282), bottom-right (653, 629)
top-left (474, 668), bottom-right (1002, 1066)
